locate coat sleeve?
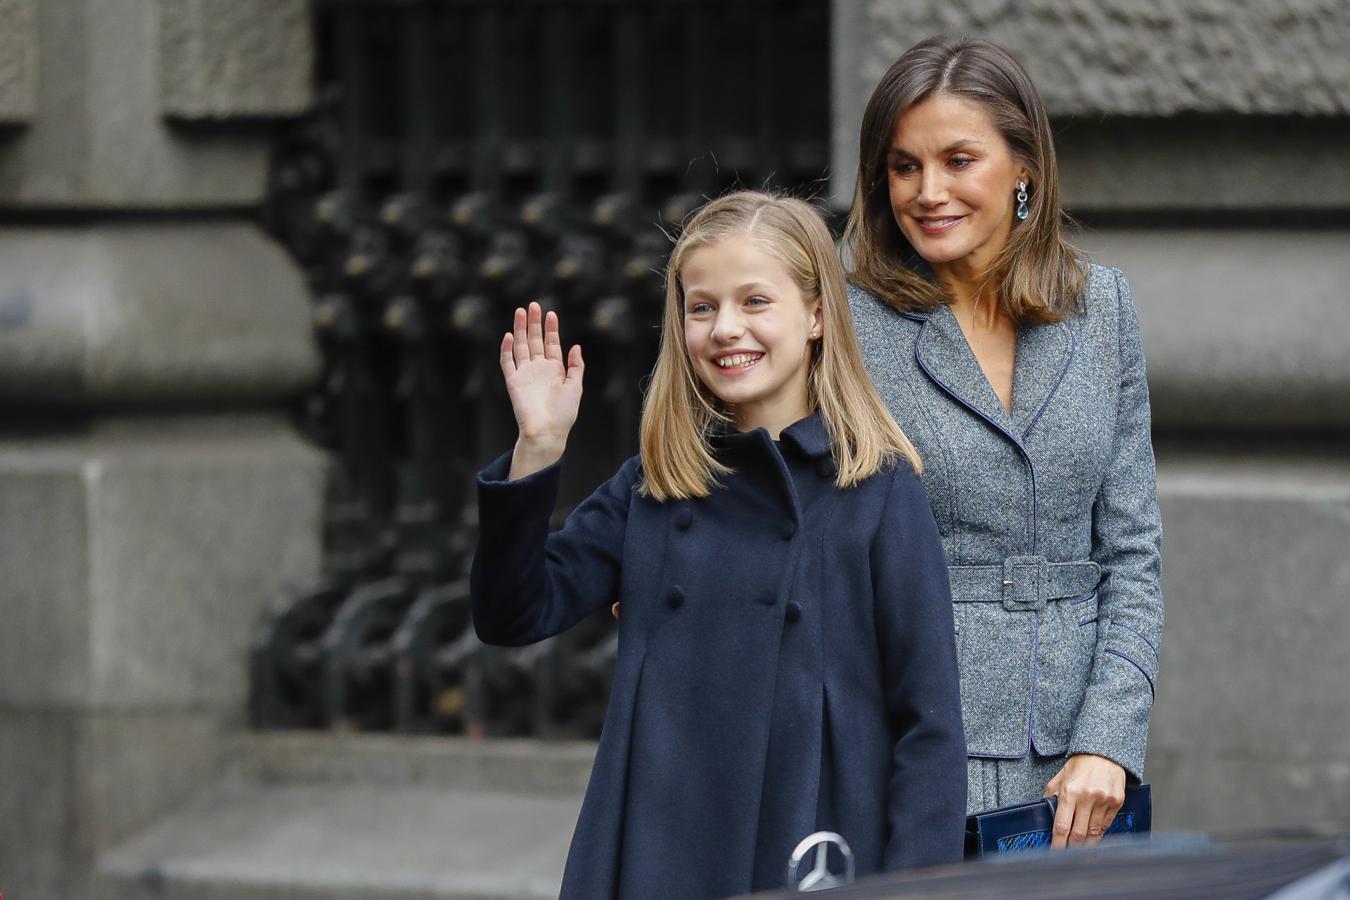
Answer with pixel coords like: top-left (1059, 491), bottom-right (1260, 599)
top-left (1068, 268), bottom-right (1165, 781)
top-left (470, 451), bottom-right (640, 646)
top-left (872, 467), bottom-right (968, 869)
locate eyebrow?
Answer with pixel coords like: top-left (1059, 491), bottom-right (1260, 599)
top-left (684, 282), bottom-right (778, 300)
top-left (888, 140), bottom-right (986, 157)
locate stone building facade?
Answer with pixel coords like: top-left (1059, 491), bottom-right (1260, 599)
top-left (0, 1), bottom-right (1347, 897)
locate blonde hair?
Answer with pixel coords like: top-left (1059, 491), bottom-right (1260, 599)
top-left (639, 191), bottom-right (922, 501)
top-left (844, 35), bottom-right (1085, 325)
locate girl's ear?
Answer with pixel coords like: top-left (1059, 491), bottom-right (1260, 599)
top-left (808, 302), bottom-right (825, 341)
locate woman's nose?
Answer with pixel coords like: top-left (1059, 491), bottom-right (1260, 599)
top-left (917, 168), bottom-right (948, 206)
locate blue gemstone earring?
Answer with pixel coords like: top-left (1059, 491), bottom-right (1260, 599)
top-left (1015, 180), bottom-right (1030, 221)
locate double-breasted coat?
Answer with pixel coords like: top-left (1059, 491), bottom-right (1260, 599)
top-left (471, 415), bottom-right (966, 899)
top-left (847, 263), bottom-right (1164, 805)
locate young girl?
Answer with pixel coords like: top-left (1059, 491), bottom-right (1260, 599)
top-left (471, 191), bottom-right (965, 898)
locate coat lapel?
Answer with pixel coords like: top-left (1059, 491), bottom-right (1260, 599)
top-left (914, 304), bottom-right (1018, 439)
top-left (1010, 319), bottom-right (1074, 441)
top-left (913, 305), bottom-right (1075, 445)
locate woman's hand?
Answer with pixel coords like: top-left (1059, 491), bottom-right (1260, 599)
top-left (501, 301), bottom-right (584, 480)
top-left (1043, 754), bottom-right (1125, 848)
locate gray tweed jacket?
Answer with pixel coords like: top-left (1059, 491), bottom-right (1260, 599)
top-left (848, 264), bottom-right (1163, 781)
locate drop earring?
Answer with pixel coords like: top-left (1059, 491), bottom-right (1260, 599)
top-left (1015, 180), bottom-right (1029, 221)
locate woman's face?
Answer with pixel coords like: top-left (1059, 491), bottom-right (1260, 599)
top-left (886, 92), bottom-right (1027, 277)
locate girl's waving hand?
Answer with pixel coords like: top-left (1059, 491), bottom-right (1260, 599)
top-left (501, 301), bottom-right (584, 480)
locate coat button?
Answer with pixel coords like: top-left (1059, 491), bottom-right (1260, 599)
top-left (674, 507), bottom-right (693, 531)
top-left (816, 458), bottom-right (835, 479)
top-left (667, 585), bottom-right (685, 609)
top-left (779, 520), bottom-right (796, 540)
top-left (785, 602), bottom-right (802, 623)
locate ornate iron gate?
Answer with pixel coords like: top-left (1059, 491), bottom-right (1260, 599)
top-left (254, 0), bottom-right (832, 737)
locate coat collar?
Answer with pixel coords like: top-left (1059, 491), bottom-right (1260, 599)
top-left (709, 413), bottom-right (831, 459)
top-left (914, 303), bottom-right (1074, 444)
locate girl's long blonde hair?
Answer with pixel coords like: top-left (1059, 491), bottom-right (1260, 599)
top-left (639, 191), bottom-right (921, 501)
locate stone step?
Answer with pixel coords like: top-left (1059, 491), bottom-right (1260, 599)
top-left (94, 733), bottom-right (594, 900)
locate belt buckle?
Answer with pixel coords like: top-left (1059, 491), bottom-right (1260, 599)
top-left (1002, 555), bottom-right (1047, 612)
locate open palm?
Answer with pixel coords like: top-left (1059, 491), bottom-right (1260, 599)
top-left (500, 302), bottom-right (585, 446)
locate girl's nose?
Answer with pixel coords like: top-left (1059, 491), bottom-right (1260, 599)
top-left (710, 306), bottom-right (745, 341)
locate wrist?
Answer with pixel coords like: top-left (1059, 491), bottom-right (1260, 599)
top-left (509, 435), bottom-right (565, 480)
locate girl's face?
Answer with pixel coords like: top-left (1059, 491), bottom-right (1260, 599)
top-left (681, 233), bottom-right (822, 437)
top-left (886, 92), bottom-right (1027, 278)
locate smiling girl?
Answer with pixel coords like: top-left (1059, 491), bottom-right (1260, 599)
top-left (471, 191), bottom-right (966, 898)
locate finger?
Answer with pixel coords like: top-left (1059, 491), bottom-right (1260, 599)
top-left (499, 332), bottom-right (516, 378)
top-left (543, 310), bottom-right (564, 361)
top-left (512, 307), bottom-right (529, 365)
top-left (565, 344), bottom-right (585, 386)
top-left (1068, 799), bottom-right (1094, 848)
top-left (1051, 793), bottom-right (1075, 850)
top-left (1085, 799), bottom-right (1110, 845)
top-left (611, 602), bottom-right (620, 619)
top-left (526, 301), bottom-right (546, 358)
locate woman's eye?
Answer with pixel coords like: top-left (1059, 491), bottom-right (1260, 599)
top-left (890, 162), bottom-right (918, 175)
top-left (949, 155), bottom-right (975, 169)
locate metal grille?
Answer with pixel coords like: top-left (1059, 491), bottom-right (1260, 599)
top-left (254, 0), bottom-right (832, 737)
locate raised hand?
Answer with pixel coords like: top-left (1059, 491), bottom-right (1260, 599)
top-left (500, 301), bottom-right (585, 480)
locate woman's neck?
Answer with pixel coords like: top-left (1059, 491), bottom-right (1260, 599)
top-left (933, 260), bottom-right (1004, 332)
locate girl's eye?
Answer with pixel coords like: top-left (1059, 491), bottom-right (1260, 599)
top-left (688, 302), bottom-right (713, 315)
top-left (745, 295), bottom-right (769, 307)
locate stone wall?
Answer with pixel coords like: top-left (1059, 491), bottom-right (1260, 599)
top-left (833, 0), bottom-right (1350, 834)
top-left (0, 2), bottom-right (323, 897)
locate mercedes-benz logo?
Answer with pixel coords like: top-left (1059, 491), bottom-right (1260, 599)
top-left (786, 830), bottom-right (856, 892)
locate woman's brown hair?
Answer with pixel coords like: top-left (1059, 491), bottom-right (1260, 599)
top-left (639, 191), bottom-right (922, 501)
top-left (843, 35), bottom-right (1085, 324)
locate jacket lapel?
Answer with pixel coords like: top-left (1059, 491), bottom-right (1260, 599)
top-left (914, 304), bottom-right (1018, 439)
top-left (1009, 319), bottom-right (1074, 441)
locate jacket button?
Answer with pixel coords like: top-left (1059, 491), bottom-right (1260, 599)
top-left (779, 520), bottom-right (796, 540)
top-left (785, 602), bottom-right (802, 623)
top-left (674, 507), bottom-right (693, 531)
top-left (667, 585), bottom-right (685, 609)
top-left (816, 458), bottom-right (835, 479)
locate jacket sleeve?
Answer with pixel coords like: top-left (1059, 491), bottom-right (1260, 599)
top-left (873, 467), bottom-right (968, 870)
top-left (470, 451), bottom-right (640, 646)
top-left (1068, 268), bottom-right (1165, 781)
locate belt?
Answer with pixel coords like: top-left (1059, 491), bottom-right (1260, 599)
top-left (948, 555), bottom-right (1101, 612)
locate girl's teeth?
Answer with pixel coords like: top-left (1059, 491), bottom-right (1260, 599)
top-left (716, 353), bottom-right (761, 368)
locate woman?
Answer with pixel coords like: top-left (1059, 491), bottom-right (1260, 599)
top-left (844, 35), bottom-right (1163, 849)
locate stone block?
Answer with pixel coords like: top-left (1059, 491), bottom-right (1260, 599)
top-left (157, 0), bottom-right (313, 120)
top-left (0, 223), bottom-right (320, 405)
top-left (0, 0), bottom-right (38, 122)
top-left (1146, 450), bottom-right (1350, 833)
top-left (851, 0), bottom-right (1350, 118)
top-left (0, 414), bottom-right (326, 710)
top-left (0, 0), bottom-right (303, 207)
top-left (0, 710), bottom-right (225, 900)
top-left (1072, 229), bottom-right (1350, 429)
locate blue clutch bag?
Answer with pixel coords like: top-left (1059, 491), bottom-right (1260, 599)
top-left (964, 784), bottom-right (1152, 857)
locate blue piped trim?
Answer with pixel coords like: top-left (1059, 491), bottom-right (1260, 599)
top-left (1113, 621), bottom-right (1160, 658)
top-left (1106, 648), bottom-right (1156, 699)
top-left (913, 322), bottom-right (1041, 552)
top-left (1021, 322), bottom-right (1076, 441)
top-left (1069, 590), bottom-right (1098, 605)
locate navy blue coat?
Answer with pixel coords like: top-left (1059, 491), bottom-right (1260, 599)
top-left (471, 415), bottom-right (966, 899)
